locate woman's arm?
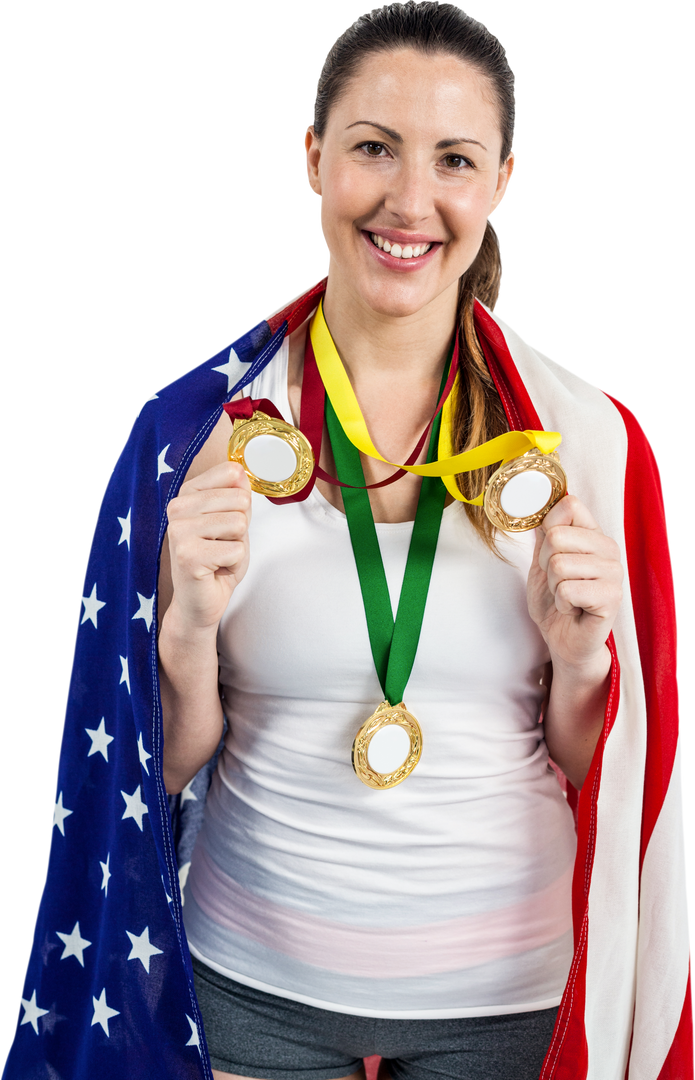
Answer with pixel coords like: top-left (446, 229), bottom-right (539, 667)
top-left (541, 648), bottom-right (611, 791)
top-left (527, 495), bottom-right (624, 790)
top-left (158, 591), bottom-right (227, 796)
top-left (158, 415), bottom-right (252, 794)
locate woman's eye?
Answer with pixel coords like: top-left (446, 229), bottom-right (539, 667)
top-left (361, 142), bottom-right (386, 157)
top-left (442, 154), bottom-right (470, 169)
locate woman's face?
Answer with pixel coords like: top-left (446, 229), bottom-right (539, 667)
top-left (306, 49), bottom-right (513, 320)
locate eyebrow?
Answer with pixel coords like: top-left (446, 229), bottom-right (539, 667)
top-left (346, 121), bottom-right (487, 153)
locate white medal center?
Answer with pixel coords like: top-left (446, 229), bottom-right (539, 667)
top-left (245, 434), bottom-right (298, 482)
top-left (367, 724), bottom-right (411, 774)
top-left (500, 470), bottom-right (552, 518)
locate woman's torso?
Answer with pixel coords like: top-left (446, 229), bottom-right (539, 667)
top-left (183, 334), bottom-right (577, 1018)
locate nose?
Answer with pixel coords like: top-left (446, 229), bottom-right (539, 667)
top-left (382, 158), bottom-right (436, 227)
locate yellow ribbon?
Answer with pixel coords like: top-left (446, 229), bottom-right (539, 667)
top-left (310, 299), bottom-right (561, 504)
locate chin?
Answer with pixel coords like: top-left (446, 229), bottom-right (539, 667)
top-left (357, 275), bottom-right (453, 321)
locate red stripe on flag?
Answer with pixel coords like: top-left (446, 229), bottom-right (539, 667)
top-left (606, 395), bottom-right (691, 1080)
top-left (656, 969), bottom-right (693, 1079)
top-left (267, 279), bottom-right (328, 335)
top-left (605, 396), bottom-right (679, 868)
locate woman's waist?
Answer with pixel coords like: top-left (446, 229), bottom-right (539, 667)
top-left (199, 762), bottom-right (577, 917)
top-left (186, 838), bottom-right (575, 977)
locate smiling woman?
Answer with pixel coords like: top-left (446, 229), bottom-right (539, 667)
top-left (3, 4), bottom-right (690, 1080)
top-left (301, 46), bottom-right (513, 540)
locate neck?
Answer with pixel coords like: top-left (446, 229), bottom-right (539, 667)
top-left (321, 263), bottom-right (458, 387)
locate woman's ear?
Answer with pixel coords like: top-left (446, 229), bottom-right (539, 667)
top-left (489, 151), bottom-right (514, 214)
top-left (302, 123), bottom-right (321, 199)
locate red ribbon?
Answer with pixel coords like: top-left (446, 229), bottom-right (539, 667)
top-left (223, 330), bottom-right (459, 503)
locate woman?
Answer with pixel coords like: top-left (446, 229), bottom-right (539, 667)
top-left (3, 4), bottom-right (689, 1080)
top-left (155, 4), bottom-right (677, 1080)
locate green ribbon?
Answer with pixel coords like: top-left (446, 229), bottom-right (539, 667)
top-left (325, 360), bottom-right (449, 706)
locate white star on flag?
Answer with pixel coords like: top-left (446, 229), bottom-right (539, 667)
top-left (100, 853), bottom-right (111, 897)
top-left (132, 592), bottom-right (154, 632)
top-left (52, 792), bottom-right (73, 836)
top-left (180, 780), bottom-right (198, 804)
top-left (85, 718), bottom-right (114, 762)
top-left (161, 875), bottom-right (173, 904)
top-left (117, 508), bottom-right (132, 549)
top-left (20, 990), bottom-right (49, 1034)
top-left (137, 732), bottom-right (152, 775)
top-left (81, 583), bottom-right (106, 628)
top-left (56, 922), bottom-right (92, 967)
top-left (157, 445), bottom-right (174, 481)
top-left (91, 988), bottom-right (119, 1036)
top-left (121, 785), bottom-right (148, 830)
top-left (100, 851), bottom-right (111, 894)
top-left (212, 346), bottom-right (243, 393)
top-left (126, 926), bottom-right (164, 973)
top-left (119, 655), bottom-right (130, 693)
top-left (178, 860), bottom-right (191, 905)
top-left (134, 393), bottom-right (158, 416)
top-left (185, 1014), bottom-right (201, 1050)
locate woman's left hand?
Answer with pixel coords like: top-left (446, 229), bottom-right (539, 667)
top-left (527, 494), bottom-right (624, 668)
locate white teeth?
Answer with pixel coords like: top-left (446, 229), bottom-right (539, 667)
top-left (370, 234), bottom-right (433, 258)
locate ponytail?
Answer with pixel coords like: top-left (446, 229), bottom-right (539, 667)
top-left (454, 222), bottom-right (509, 553)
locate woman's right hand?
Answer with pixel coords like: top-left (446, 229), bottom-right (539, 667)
top-left (164, 461), bottom-right (252, 632)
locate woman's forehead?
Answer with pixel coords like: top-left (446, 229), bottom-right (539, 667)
top-left (328, 49), bottom-right (502, 147)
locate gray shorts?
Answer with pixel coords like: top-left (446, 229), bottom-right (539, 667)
top-left (191, 956), bottom-right (558, 1080)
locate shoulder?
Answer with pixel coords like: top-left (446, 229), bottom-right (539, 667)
top-left (479, 306), bottom-right (654, 543)
top-left (477, 300), bottom-right (651, 442)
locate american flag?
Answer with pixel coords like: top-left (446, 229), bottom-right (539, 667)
top-left (3, 280), bottom-right (691, 1079)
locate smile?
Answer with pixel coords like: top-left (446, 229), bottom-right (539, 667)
top-left (369, 233), bottom-right (433, 259)
top-left (364, 230), bottom-right (440, 272)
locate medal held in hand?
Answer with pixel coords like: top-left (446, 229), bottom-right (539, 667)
top-left (483, 448), bottom-right (566, 532)
top-left (226, 401), bottom-right (314, 498)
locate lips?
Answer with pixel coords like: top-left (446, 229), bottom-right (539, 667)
top-left (361, 229), bottom-right (441, 271)
top-left (368, 232), bottom-right (432, 259)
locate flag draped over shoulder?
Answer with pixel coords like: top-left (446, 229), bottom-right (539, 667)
top-left (3, 281), bottom-right (691, 1080)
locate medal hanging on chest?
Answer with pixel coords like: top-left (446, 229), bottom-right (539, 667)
top-left (325, 365), bottom-right (448, 790)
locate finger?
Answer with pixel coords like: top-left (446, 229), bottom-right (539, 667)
top-left (554, 577), bottom-right (622, 619)
top-left (173, 538), bottom-right (248, 579)
top-left (179, 461), bottom-right (250, 495)
top-left (168, 485), bottom-right (252, 522)
top-left (538, 528), bottom-right (621, 574)
top-left (199, 539), bottom-right (248, 575)
top-left (546, 553), bottom-right (624, 598)
top-left (540, 494), bottom-right (598, 535)
top-left (168, 511), bottom-right (250, 552)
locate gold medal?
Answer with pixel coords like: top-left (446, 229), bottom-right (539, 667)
top-left (228, 411), bottom-right (314, 498)
top-left (483, 448), bottom-right (567, 532)
top-left (351, 701), bottom-right (423, 789)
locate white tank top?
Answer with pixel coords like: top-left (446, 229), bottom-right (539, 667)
top-left (183, 336), bottom-right (577, 1018)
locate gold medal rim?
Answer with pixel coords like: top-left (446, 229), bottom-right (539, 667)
top-left (483, 449), bottom-right (567, 533)
top-left (351, 701), bottom-right (422, 790)
top-left (227, 411), bottom-right (315, 498)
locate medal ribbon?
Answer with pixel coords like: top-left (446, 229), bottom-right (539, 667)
top-left (326, 366), bottom-right (448, 707)
top-left (311, 299), bottom-right (562, 504)
top-left (224, 329), bottom-right (457, 501)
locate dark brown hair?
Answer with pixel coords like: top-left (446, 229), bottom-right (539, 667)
top-left (315, 1), bottom-right (514, 549)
